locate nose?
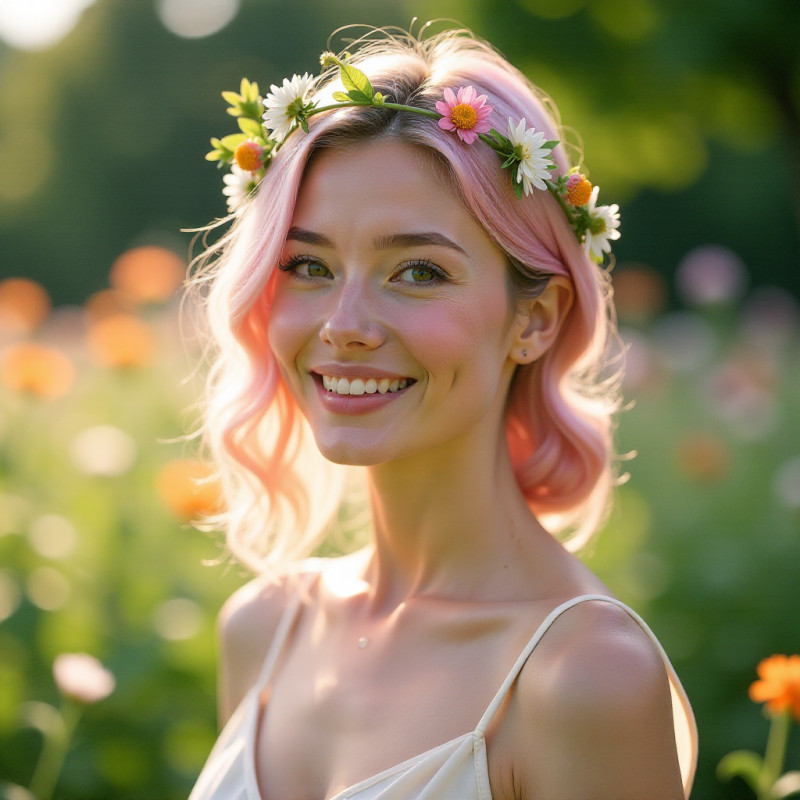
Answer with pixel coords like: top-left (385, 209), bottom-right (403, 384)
top-left (319, 280), bottom-right (386, 351)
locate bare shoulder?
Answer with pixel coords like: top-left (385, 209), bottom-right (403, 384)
top-left (508, 598), bottom-right (684, 800)
top-left (216, 560), bottom-right (320, 726)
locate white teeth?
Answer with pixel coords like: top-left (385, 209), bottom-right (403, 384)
top-left (321, 375), bottom-right (410, 396)
top-left (349, 378), bottom-right (366, 396)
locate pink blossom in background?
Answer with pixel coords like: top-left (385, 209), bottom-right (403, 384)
top-left (52, 653), bottom-right (115, 704)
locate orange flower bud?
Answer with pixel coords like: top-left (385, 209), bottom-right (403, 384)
top-left (234, 141), bottom-right (265, 172)
top-left (565, 173), bottom-right (592, 206)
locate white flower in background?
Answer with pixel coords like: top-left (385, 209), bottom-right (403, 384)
top-left (262, 72), bottom-right (314, 142)
top-left (53, 653), bottom-right (115, 704)
top-left (506, 117), bottom-right (553, 195)
top-left (69, 425), bottom-right (136, 477)
top-left (222, 165), bottom-right (257, 213)
top-left (583, 185), bottom-right (621, 260)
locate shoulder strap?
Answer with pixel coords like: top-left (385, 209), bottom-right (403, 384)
top-left (476, 594), bottom-right (664, 733)
top-left (473, 593), bottom-right (698, 795)
top-left (253, 569), bottom-right (320, 690)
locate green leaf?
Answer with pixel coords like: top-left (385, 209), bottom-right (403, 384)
top-left (222, 90), bottom-right (240, 106)
top-left (238, 117), bottom-right (263, 137)
top-left (220, 133), bottom-right (247, 150)
top-left (717, 750), bottom-right (764, 792)
top-left (543, 139), bottom-right (559, 149)
top-left (205, 150), bottom-right (223, 161)
top-left (332, 91), bottom-right (350, 102)
top-left (339, 63), bottom-right (373, 102)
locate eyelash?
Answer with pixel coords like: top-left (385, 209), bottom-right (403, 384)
top-left (277, 254), bottom-right (331, 280)
top-left (391, 259), bottom-right (449, 286)
top-left (277, 255), bottom-right (450, 286)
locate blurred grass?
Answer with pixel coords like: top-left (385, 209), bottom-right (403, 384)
top-left (0, 249), bottom-right (798, 798)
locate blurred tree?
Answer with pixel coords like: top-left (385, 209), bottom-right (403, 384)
top-left (0, 0), bottom-right (797, 303)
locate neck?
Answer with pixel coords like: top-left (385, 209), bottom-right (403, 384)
top-left (361, 425), bottom-right (556, 608)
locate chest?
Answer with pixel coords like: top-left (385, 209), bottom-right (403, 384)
top-left (254, 607), bottom-right (528, 800)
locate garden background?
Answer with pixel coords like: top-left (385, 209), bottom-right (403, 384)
top-left (0, 0), bottom-right (798, 798)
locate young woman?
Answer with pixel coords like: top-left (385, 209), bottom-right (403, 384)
top-left (189, 26), bottom-right (697, 800)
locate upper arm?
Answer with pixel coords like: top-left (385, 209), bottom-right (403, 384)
top-left (216, 574), bottom-right (290, 728)
top-left (511, 601), bottom-right (684, 800)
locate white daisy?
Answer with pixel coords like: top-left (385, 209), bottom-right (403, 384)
top-left (506, 117), bottom-right (553, 195)
top-left (262, 72), bottom-right (315, 142)
top-left (583, 185), bottom-right (621, 260)
top-left (222, 165), bottom-right (257, 213)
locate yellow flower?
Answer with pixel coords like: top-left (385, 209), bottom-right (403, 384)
top-left (749, 654), bottom-right (800, 721)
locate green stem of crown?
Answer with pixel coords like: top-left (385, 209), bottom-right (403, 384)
top-left (308, 100), bottom-right (441, 120)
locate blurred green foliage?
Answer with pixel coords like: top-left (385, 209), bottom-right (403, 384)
top-left (0, 0), bottom-right (798, 303)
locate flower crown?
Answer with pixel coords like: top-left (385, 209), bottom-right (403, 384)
top-left (206, 52), bottom-right (621, 262)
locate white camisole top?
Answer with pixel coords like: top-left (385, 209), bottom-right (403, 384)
top-left (189, 591), bottom-right (698, 800)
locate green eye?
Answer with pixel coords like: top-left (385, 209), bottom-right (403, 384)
top-left (395, 261), bottom-right (445, 284)
top-left (410, 265), bottom-right (435, 282)
top-left (306, 262), bottom-right (329, 278)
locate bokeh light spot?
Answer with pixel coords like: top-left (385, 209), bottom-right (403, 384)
top-left (0, 278), bottom-right (51, 335)
top-left (26, 566), bottom-right (71, 610)
top-left (0, 0), bottom-right (97, 50)
top-left (70, 425), bottom-right (137, 477)
top-left (153, 597), bottom-right (204, 640)
top-left (0, 127), bottom-right (53, 203)
top-left (677, 245), bottom-right (748, 307)
top-left (109, 246), bottom-right (186, 303)
top-left (0, 570), bottom-right (22, 622)
top-left (0, 342), bottom-right (75, 399)
top-left (28, 514), bottom-right (78, 559)
top-left (774, 457), bottom-right (800, 510)
top-left (156, 0), bottom-right (240, 39)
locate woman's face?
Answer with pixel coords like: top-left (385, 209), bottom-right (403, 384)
top-left (268, 139), bottom-right (525, 466)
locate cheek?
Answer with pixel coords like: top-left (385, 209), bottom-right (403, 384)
top-left (403, 292), bottom-right (513, 378)
top-left (266, 291), bottom-right (313, 372)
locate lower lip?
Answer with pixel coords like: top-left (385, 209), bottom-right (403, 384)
top-left (313, 376), bottom-right (412, 415)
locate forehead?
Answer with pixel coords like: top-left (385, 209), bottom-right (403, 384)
top-left (290, 139), bottom-right (483, 246)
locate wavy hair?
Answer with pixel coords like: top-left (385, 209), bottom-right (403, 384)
top-left (189, 26), bottom-right (623, 574)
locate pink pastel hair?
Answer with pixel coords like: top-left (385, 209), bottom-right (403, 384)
top-left (190, 28), bottom-right (624, 573)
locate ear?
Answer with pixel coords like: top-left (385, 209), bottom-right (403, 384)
top-left (510, 275), bottom-right (574, 364)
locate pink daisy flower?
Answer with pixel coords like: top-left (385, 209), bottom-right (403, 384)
top-left (435, 86), bottom-right (493, 144)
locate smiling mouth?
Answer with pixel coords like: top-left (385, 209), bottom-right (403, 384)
top-left (319, 375), bottom-right (414, 396)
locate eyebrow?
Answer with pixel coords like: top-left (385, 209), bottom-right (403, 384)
top-left (286, 227), bottom-right (468, 256)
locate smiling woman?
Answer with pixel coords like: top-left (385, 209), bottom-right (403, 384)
top-left (186, 25), bottom-right (697, 800)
